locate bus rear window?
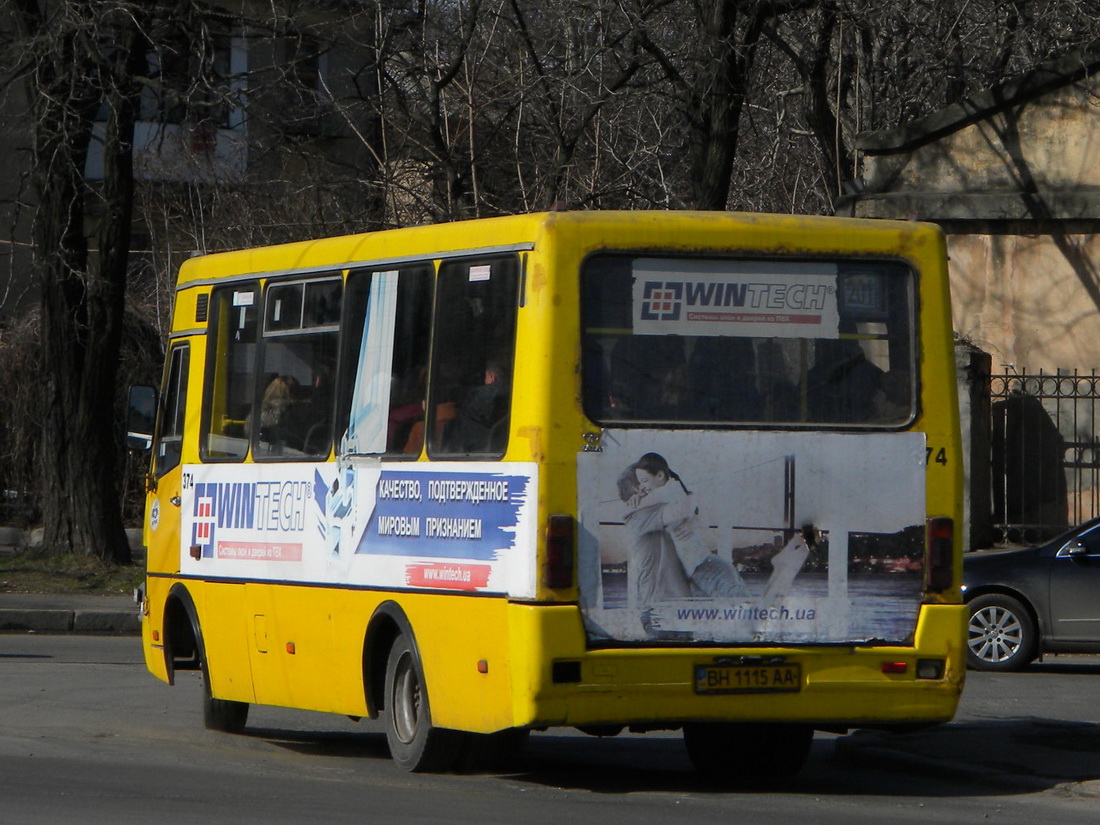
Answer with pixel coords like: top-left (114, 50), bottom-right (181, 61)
top-left (581, 255), bottom-right (916, 427)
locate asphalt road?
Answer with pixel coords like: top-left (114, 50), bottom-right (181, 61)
top-left (1, 635), bottom-right (1098, 825)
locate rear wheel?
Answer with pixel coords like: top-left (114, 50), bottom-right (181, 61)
top-left (966, 593), bottom-right (1036, 671)
top-left (683, 723), bottom-right (813, 786)
top-left (384, 633), bottom-right (464, 772)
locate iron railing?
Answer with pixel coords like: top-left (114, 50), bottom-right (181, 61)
top-left (989, 367), bottom-right (1100, 543)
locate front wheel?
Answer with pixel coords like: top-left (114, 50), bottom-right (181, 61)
top-left (383, 633), bottom-right (464, 772)
top-left (683, 723), bottom-right (813, 786)
top-left (201, 667), bottom-right (249, 733)
top-left (966, 593), bottom-right (1036, 671)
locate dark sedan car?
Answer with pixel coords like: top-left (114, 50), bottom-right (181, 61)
top-left (963, 517), bottom-right (1100, 671)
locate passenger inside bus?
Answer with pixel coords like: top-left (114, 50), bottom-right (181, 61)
top-left (686, 337), bottom-right (763, 421)
top-left (807, 336), bottom-right (884, 423)
top-left (445, 358), bottom-right (511, 453)
top-left (388, 365), bottom-right (428, 453)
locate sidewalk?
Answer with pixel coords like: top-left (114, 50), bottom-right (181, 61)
top-left (0, 592), bottom-right (140, 634)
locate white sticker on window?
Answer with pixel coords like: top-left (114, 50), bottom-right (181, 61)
top-left (233, 291), bottom-right (255, 307)
top-left (469, 265), bottom-right (492, 282)
top-left (632, 259), bottom-right (840, 339)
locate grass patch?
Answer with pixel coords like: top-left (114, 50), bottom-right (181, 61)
top-left (0, 551), bottom-right (143, 596)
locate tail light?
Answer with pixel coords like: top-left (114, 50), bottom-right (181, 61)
top-left (925, 517), bottom-right (954, 592)
top-left (545, 514), bottom-right (575, 589)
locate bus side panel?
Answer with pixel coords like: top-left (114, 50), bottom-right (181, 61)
top-left (244, 583), bottom-right (364, 715)
top-left (142, 575), bottom-right (172, 684)
top-left (141, 576), bottom-right (256, 705)
top-left (199, 582), bottom-right (256, 704)
top-left (915, 229), bottom-right (965, 594)
top-left (391, 593), bottom-right (515, 733)
top-left (186, 582), bottom-right (516, 732)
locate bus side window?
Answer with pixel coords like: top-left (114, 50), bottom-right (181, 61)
top-left (387, 266), bottom-right (433, 456)
top-left (336, 265), bottom-right (433, 458)
top-left (253, 278), bottom-right (342, 460)
top-left (429, 255), bottom-right (519, 458)
top-left (154, 344), bottom-right (189, 478)
top-left (201, 284), bottom-right (259, 461)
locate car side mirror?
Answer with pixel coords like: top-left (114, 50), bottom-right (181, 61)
top-left (126, 384), bottom-right (157, 451)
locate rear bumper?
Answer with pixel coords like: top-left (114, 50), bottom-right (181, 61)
top-left (509, 602), bottom-right (966, 730)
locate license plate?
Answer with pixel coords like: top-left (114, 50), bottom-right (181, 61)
top-left (693, 663), bottom-right (802, 695)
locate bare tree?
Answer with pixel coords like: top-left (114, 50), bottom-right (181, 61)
top-left (4, 1), bottom-right (148, 561)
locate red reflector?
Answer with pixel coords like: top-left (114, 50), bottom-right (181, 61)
top-left (926, 516), bottom-right (954, 592)
top-left (152, 629), bottom-right (160, 642)
top-left (881, 661), bottom-right (908, 674)
top-left (286, 642), bottom-right (296, 655)
top-left (545, 514), bottom-right (575, 589)
top-left (477, 659), bottom-right (489, 674)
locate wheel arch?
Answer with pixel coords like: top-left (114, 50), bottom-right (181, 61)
top-left (162, 583), bottom-right (205, 687)
top-left (363, 600), bottom-right (417, 719)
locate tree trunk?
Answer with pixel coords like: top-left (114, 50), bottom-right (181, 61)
top-left (686, 0), bottom-right (767, 210)
top-left (21, 3), bottom-right (137, 563)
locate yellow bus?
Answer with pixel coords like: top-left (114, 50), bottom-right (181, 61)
top-left (129, 210), bottom-right (964, 782)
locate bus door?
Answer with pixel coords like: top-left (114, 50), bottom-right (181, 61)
top-left (147, 342), bottom-right (190, 575)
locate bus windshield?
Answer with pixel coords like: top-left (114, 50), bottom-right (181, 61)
top-left (581, 255), bottom-right (915, 427)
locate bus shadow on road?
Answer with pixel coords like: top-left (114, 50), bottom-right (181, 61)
top-left (836, 719), bottom-right (1100, 794)
top-left (248, 727), bottom-right (391, 761)
top-left (485, 724), bottom-right (1100, 796)
top-left (245, 722), bottom-right (1100, 796)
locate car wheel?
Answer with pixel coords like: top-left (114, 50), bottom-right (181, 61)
top-left (966, 593), bottom-right (1036, 671)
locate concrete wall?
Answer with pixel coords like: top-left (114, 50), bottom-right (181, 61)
top-left (864, 82), bottom-right (1100, 195)
top-left (854, 76), bottom-right (1100, 372)
top-left (947, 231), bottom-right (1100, 371)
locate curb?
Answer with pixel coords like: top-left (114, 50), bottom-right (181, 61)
top-left (0, 607), bottom-right (140, 635)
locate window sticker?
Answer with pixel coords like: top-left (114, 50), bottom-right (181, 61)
top-left (631, 259), bottom-right (840, 339)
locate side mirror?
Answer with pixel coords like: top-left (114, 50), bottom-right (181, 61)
top-left (126, 385), bottom-right (157, 451)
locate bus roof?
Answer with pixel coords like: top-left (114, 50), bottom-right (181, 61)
top-left (174, 210), bottom-right (943, 288)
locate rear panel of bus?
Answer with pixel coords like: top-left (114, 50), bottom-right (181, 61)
top-left (514, 212), bottom-right (964, 732)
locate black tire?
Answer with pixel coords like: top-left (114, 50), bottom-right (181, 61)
top-left (201, 669), bottom-right (249, 733)
top-left (383, 633), bottom-right (464, 772)
top-left (966, 593), bottom-right (1037, 671)
top-left (683, 723), bottom-right (813, 785)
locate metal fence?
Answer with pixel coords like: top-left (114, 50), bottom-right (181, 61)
top-left (989, 367), bottom-right (1100, 544)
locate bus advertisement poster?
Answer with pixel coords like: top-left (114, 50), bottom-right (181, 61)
top-left (577, 430), bottom-right (927, 645)
top-left (177, 461), bottom-right (538, 597)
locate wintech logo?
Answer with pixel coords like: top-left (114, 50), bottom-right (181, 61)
top-left (191, 481), bottom-right (257, 558)
top-left (640, 281), bottom-right (683, 321)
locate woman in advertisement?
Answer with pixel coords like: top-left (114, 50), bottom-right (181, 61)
top-left (619, 452), bottom-right (751, 634)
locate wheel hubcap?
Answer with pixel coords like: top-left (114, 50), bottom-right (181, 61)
top-left (392, 652), bottom-right (421, 745)
top-left (969, 605), bottom-right (1023, 663)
